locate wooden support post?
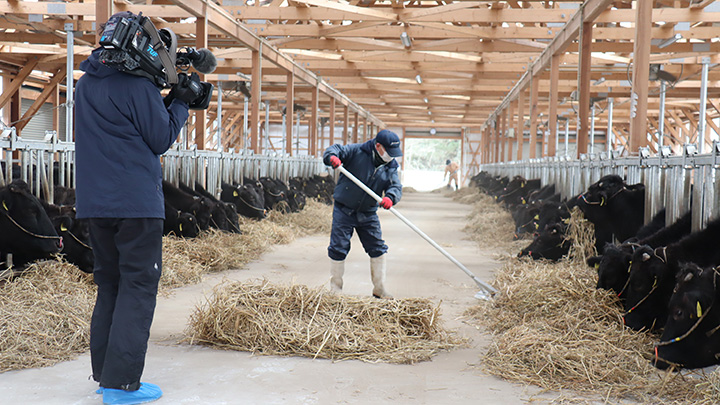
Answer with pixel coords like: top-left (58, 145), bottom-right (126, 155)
top-left (500, 109), bottom-right (507, 162)
top-left (507, 101), bottom-right (515, 162)
top-left (309, 86), bottom-right (318, 156)
top-left (517, 89), bottom-right (525, 161)
top-left (548, 53), bottom-right (560, 157)
top-left (285, 73), bottom-right (294, 156)
top-left (0, 59), bottom-right (39, 110)
top-left (353, 112), bottom-right (359, 143)
top-left (250, 49), bottom-right (261, 154)
top-left (577, 21), bottom-right (592, 158)
top-left (529, 77), bottom-right (539, 159)
top-left (629, 0), bottom-right (652, 153)
top-left (329, 97), bottom-right (335, 146)
top-left (95, 0), bottom-right (112, 46)
top-left (195, 17), bottom-right (208, 150)
top-left (343, 105), bottom-right (349, 144)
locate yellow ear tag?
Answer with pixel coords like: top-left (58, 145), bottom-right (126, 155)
top-left (697, 301), bottom-right (703, 318)
top-left (627, 261), bottom-right (632, 273)
top-left (60, 224), bottom-right (68, 232)
top-left (521, 182), bottom-right (525, 188)
top-left (1, 200), bottom-right (7, 211)
top-left (600, 197), bottom-right (606, 206)
top-left (179, 224), bottom-right (183, 232)
top-left (594, 263), bottom-right (599, 269)
top-left (233, 190), bottom-right (239, 197)
top-left (521, 198), bottom-right (526, 204)
top-left (533, 215), bottom-right (539, 220)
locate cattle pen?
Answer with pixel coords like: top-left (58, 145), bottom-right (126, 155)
top-left (4, 0), bottom-right (720, 404)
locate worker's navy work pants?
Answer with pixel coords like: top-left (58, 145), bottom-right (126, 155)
top-left (88, 218), bottom-right (163, 391)
top-left (328, 202), bottom-right (388, 261)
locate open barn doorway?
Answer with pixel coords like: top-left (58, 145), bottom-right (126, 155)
top-left (402, 132), bottom-right (461, 191)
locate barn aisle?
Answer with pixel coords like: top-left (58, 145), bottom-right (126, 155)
top-left (0, 191), bottom-right (541, 404)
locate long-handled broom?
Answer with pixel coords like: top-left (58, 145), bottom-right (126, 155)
top-left (337, 165), bottom-right (497, 300)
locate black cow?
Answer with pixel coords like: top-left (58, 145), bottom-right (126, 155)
top-left (52, 215), bottom-right (94, 273)
top-left (653, 263), bottom-right (720, 369)
top-left (259, 177), bottom-right (289, 211)
top-left (164, 200), bottom-right (200, 238)
top-left (220, 182), bottom-right (266, 219)
top-left (578, 175), bottom-right (645, 251)
top-left (180, 182), bottom-right (241, 233)
top-left (623, 217), bottom-right (720, 331)
top-left (162, 180), bottom-right (212, 231)
top-left (0, 180), bottom-right (63, 269)
top-left (589, 210), bottom-right (692, 296)
top-left (296, 175), bottom-right (335, 205)
top-left (518, 223), bottom-right (570, 261)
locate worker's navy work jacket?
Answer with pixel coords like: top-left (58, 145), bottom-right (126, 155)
top-left (74, 48), bottom-right (189, 219)
top-left (323, 140), bottom-right (403, 214)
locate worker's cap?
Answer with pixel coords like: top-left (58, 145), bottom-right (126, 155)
top-left (375, 129), bottom-right (402, 157)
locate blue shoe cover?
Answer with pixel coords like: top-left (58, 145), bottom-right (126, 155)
top-left (102, 382), bottom-right (162, 405)
top-left (96, 387), bottom-right (104, 394)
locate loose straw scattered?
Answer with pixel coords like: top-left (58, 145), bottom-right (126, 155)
top-left (0, 260), bottom-right (95, 372)
top-left (185, 279), bottom-right (465, 364)
top-left (461, 185), bottom-right (720, 404)
top-left (1, 199), bottom-right (333, 372)
top-left (456, 189), bottom-right (518, 251)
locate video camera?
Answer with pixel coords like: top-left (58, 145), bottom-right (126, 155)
top-left (98, 12), bottom-right (216, 110)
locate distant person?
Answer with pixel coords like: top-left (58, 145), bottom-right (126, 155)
top-left (444, 159), bottom-right (460, 190)
top-left (323, 129), bottom-right (403, 299)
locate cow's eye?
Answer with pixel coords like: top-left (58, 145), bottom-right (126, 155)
top-left (673, 308), bottom-right (684, 321)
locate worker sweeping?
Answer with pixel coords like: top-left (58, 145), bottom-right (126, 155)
top-left (444, 159), bottom-right (460, 190)
top-left (323, 129), bottom-right (403, 299)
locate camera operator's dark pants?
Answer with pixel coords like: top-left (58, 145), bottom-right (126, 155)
top-left (88, 218), bottom-right (163, 391)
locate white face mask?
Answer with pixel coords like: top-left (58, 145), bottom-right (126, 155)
top-left (379, 149), bottom-right (393, 163)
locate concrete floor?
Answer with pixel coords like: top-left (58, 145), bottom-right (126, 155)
top-left (0, 191), bottom-right (545, 404)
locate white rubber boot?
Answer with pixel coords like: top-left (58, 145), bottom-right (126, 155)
top-left (330, 259), bottom-right (345, 293)
top-left (370, 254), bottom-right (393, 299)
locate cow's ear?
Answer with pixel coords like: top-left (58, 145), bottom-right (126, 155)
top-left (586, 256), bottom-right (601, 269)
top-left (642, 253), bottom-right (651, 262)
top-left (59, 216), bottom-right (73, 232)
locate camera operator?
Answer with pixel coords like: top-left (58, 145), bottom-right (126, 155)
top-left (74, 11), bottom-right (203, 405)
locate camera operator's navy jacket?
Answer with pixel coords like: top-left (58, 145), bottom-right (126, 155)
top-left (74, 49), bottom-right (189, 219)
top-left (323, 140), bottom-right (402, 213)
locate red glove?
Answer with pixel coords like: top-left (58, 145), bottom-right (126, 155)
top-left (380, 197), bottom-right (393, 209)
top-left (329, 155), bottom-right (342, 168)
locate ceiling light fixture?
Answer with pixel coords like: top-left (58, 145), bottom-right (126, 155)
top-left (658, 33), bottom-right (682, 49)
top-left (593, 77), bottom-right (606, 85)
top-left (415, 75), bottom-right (423, 84)
top-left (423, 97), bottom-right (429, 103)
top-left (400, 32), bottom-right (412, 48)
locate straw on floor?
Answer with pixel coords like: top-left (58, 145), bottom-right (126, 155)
top-left (185, 279), bottom-right (464, 364)
top-left (463, 192), bottom-right (720, 404)
top-left (0, 260), bottom-right (95, 372)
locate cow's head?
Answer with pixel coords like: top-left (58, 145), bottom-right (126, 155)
top-left (654, 263), bottom-right (720, 370)
top-left (177, 212), bottom-right (200, 238)
top-left (235, 184), bottom-right (267, 219)
top-left (0, 180), bottom-right (62, 257)
top-left (623, 245), bottom-right (671, 331)
top-left (590, 243), bottom-right (634, 296)
top-left (517, 223), bottom-right (569, 261)
top-left (53, 215), bottom-right (94, 273)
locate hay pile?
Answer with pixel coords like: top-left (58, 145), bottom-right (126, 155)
top-left (186, 279), bottom-right (464, 364)
top-left (466, 201), bottom-right (718, 403)
top-left (460, 190), bottom-right (517, 250)
top-left (161, 199), bottom-right (332, 289)
top-left (0, 260), bottom-right (95, 372)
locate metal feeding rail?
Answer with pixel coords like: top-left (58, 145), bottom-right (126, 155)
top-left (480, 143), bottom-right (720, 234)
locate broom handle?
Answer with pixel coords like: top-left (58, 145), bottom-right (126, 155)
top-left (337, 165), bottom-right (497, 295)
